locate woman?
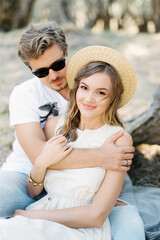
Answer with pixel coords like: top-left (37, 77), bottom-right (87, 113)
top-left (0, 46), bottom-right (145, 240)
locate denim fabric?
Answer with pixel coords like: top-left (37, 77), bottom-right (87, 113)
top-left (119, 174), bottom-right (160, 240)
top-left (0, 171), bottom-right (46, 218)
top-left (109, 205), bottom-right (145, 240)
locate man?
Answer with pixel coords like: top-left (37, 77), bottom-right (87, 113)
top-left (0, 22), bottom-right (142, 239)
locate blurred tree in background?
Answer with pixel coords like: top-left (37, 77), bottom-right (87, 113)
top-left (0, 0), bottom-right (35, 31)
top-left (0, 0), bottom-right (160, 32)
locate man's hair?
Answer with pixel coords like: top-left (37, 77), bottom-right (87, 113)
top-left (18, 21), bottom-right (68, 66)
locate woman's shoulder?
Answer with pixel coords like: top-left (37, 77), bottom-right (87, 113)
top-left (115, 129), bottom-right (133, 146)
top-left (103, 124), bottom-right (122, 135)
top-left (103, 124), bottom-right (132, 146)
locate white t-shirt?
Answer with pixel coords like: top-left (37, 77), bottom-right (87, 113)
top-left (1, 77), bottom-right (68, 174)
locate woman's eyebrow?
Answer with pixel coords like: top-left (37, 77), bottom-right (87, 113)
top-left (96, 87), bottom-right (108, 91)
top-left (80, 81), bottom-right (88, 86)
top-left (80, 82), bottom-right (109, 92)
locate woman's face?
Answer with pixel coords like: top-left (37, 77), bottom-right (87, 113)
top-left (76, 72), bottom-right (112, 123)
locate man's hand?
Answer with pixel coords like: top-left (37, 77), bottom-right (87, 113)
top-left (98, 130), bottom-right (134, 171)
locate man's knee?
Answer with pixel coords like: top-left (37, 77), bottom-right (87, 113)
top-left (109, 205), bottom-right (145, 240)
top-left (0, 171), bottom-right (33, 218)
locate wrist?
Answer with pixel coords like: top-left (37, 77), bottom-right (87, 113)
top-left (92, 148), bottom-right (102, 168)
top-left (34, 156), bottom-right (48, 170)
top-left (28, 172), bottom-right (44, 187)
top-left (31, 159), bottom-right (47, 182)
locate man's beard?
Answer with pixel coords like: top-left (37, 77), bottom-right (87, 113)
top-left (55, 81), bottom-right (68, 92)
top-left (49, 76), bottom-right (68, 92)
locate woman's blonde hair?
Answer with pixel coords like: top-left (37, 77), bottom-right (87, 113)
top-left (58, 61), bottom-right (124, 142)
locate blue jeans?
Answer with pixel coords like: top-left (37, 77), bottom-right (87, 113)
top-left (0, 170), bottom-right (45, 218)
top-left (0, 170), bottom-right (145, 239)
top-left (109, 205), bottom-right (145, 240)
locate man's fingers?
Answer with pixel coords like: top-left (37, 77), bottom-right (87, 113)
top-left (119, 166), bottom-right (130, 172)
top-left (112, 165), bottom-right (131, 172)
top-left (122, 159), bottom-right (132, 167)
top-left (119, 145), bottom-right (135, 154)
top-left (124, 145), bottom-right (135, 153)
top-left (107, 129), bottom-right (124, 143)
top-left (121, 153), bottom-right (134, 160)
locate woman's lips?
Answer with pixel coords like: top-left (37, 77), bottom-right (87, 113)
top-left (83, 104), bottom-right (96, 110)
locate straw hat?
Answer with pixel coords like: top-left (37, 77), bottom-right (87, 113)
top-left (66, 46), bottom-right (137, 108)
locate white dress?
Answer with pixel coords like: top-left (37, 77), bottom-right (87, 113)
top-left (0, 119), bottom-right (122, 240)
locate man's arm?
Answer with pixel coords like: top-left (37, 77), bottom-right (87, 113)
top-left (44, 118), bottom-right (134, 171)
top-left (52, 130), bottom-right (134, 171)
top-left (15, 122), bottom-right (46, 163)
top-left (15, 121), bottom-right (134, 171)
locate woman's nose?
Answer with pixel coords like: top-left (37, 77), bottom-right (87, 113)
top-left (85, 92), bottom-right (95, 102)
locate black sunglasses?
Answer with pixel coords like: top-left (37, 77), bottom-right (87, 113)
top-left (31, 58), bottom-right (66, 78)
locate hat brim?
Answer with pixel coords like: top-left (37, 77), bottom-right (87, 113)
top-left (66, 46), bottom-right (137, 108)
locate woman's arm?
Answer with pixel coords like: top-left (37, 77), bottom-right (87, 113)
top-left (27, 117), bottom-right (72, 198)
top-left (89, 131), bottom-right (132, 225)
top-left (20, 169), bottom-right (125, 228)
top-left (15, 131), bottom-right (132, 228)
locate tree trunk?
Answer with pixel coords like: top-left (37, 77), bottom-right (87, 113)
top-left (152, 0), bottom-right (160, 32)
top-left (125, 87), bottom-right (160, 146)
top-left (0, 0), bottom-right (35, 31)
top-left (138, 21), bottom-right (148, 32)
top-left (50, 0), bottom-right (69, 25)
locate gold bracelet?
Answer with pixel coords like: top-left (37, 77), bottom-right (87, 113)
top-left (28, 172), bottom-right (44, 187)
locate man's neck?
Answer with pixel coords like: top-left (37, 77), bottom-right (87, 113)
top-left (59, 87), bottom-right (70, 101)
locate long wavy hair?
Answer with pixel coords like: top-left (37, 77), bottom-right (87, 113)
top-left (58, 61), bottom-right (124, 142)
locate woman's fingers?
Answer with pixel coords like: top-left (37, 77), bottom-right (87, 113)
top-left (63, 145), bottom-right (73, 155)
top-left (48, 135), bottom-right (68, 147)
top-left (48, 135), bottom-right (71, 153)
top-left (48, 134), bottom-right (64, 143)
top-left (63, 144), bottom-right (69, 151)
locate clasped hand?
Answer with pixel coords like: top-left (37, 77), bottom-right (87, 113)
top-left (35, 135), bottom-right (72, 169)
top-left (99, 130), bottom-right (134, 171)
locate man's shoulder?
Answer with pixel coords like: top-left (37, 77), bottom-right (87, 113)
top-left (13, 77), bottom-right (40, 91)
top-left (10, 77), bottom-right (43, 98)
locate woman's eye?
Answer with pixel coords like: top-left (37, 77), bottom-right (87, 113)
top-left (98, 91), bottom-right (105, 95)
top-left (80, 85), bottom-right (87, 90)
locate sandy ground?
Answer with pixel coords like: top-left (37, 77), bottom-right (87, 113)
top-left (0, 28), bottom-right (160, 178)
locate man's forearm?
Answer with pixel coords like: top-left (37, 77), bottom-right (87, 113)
top-left (48, 148), bottom-right (100, 170)
top-left (48, 131), bottom-right (134, 171)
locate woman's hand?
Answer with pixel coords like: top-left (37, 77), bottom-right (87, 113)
top-left (13, 209), bottom-right (29, 218)
top-left (13, 209), bottom-right (39, 219)
top-left (35, 135), bottom-right (72, 169)
top-left (27, 135), bottom-right (72, 199)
